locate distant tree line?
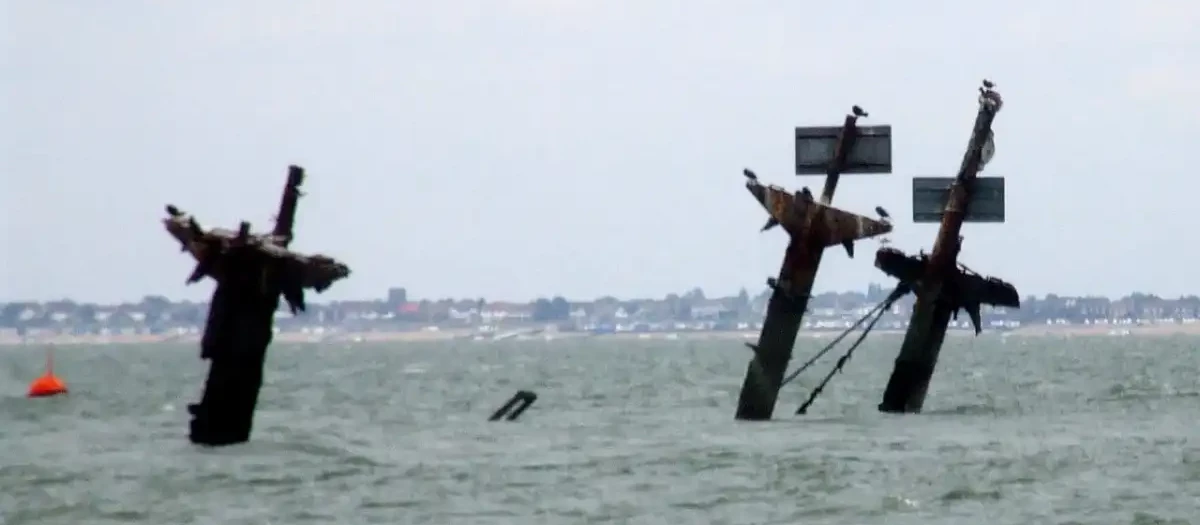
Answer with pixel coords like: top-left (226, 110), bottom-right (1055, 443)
top-left (530, 296), bottom-right (571, 321)
top-left (6, 288), bottom-right (1200, 330)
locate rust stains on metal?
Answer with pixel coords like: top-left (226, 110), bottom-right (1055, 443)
top-left (874, 80), bottom-right (1020, 414)
top-left (735, 106), bottom-right (895, 421)
top-left (170, 165), bottom-right (350, 446)
top-left (163, 166), bottom-right (349, 312)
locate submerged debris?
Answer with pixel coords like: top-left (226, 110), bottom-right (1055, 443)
top-left (489, 390), bottom-right (538, 421)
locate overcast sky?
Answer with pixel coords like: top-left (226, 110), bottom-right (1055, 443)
top-left (4, 1), bottom-right (1199, 303)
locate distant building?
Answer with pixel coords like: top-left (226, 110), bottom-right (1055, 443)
top-left (6, 283), bottom-right (1200, 337)
top-left (386, 287), bottom-right (408, 306)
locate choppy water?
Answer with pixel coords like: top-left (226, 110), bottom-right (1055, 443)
top-left (1, 336), bottom-right (1198, 524)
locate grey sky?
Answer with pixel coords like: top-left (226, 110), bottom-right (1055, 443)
top-left (4, 1), bottom-right (1199, 303)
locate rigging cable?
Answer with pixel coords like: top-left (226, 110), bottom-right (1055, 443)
top-left (794, 284), bottom-right (910, 415)
top-left (779, 289), bottom-right (899, 389)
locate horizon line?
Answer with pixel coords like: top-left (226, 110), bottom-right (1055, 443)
top-left (3, 288), bottom-right (1195, 306)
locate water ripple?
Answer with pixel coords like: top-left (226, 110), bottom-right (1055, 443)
top-left (1, 336), bottom-right (1198, 524)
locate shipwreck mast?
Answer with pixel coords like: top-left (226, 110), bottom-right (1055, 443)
top-left (874, 80), bottom-right (1020, 414)
top-left (735, 106), bottom-right (894, 420)
top-left (164, 165), bottom-right (351, 445)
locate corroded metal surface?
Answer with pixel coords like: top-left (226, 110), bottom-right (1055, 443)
top-left (734, 108), bottom-right (894, 421)
top-left (875, 81), bottom-right (1020, 414)
top-left (163, 208), bottom-right (349, 297)
top-left (162, 167), bottom-right (349, 314)
top-left (747, 181), bottom-right (893, 251)
top-left (169, 165), bottom-right (349, 446)
top-left (875, 247), bottom-right (1018, 335)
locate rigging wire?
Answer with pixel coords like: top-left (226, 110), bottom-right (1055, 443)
top-left (793, 284), bottom-right (910, 415)
top-left (779, 289), bottom-right (898, 389)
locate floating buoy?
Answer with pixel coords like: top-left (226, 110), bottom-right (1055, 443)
top-left (27, 347), bottom-right (67, 398)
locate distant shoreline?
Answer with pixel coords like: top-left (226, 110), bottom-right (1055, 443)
top-left (0, 323), bottom-right (1195, 346)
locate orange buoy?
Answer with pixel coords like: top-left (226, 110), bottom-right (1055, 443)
top-left (27, 347), bottom-right (68, 398)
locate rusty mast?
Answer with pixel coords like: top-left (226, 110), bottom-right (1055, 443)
top-left (735, 105), bottom-right (895, 421)
top-left (164, 165), bottom-right (351, 446)
top-left (874, 80), bottom-right (1020, 414)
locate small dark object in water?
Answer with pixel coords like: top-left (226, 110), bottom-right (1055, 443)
top-left (489, 390), bottom-right (538, 421)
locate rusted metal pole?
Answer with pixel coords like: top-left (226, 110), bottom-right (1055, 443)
top-left (165, 165), bottom-right (351, 445)
top-left (734, 107), bottom-right (894, 421)
top-left (272, 165), bottom-right (304, 244)
top-left (874, 81), bottom-right (1020, 414)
